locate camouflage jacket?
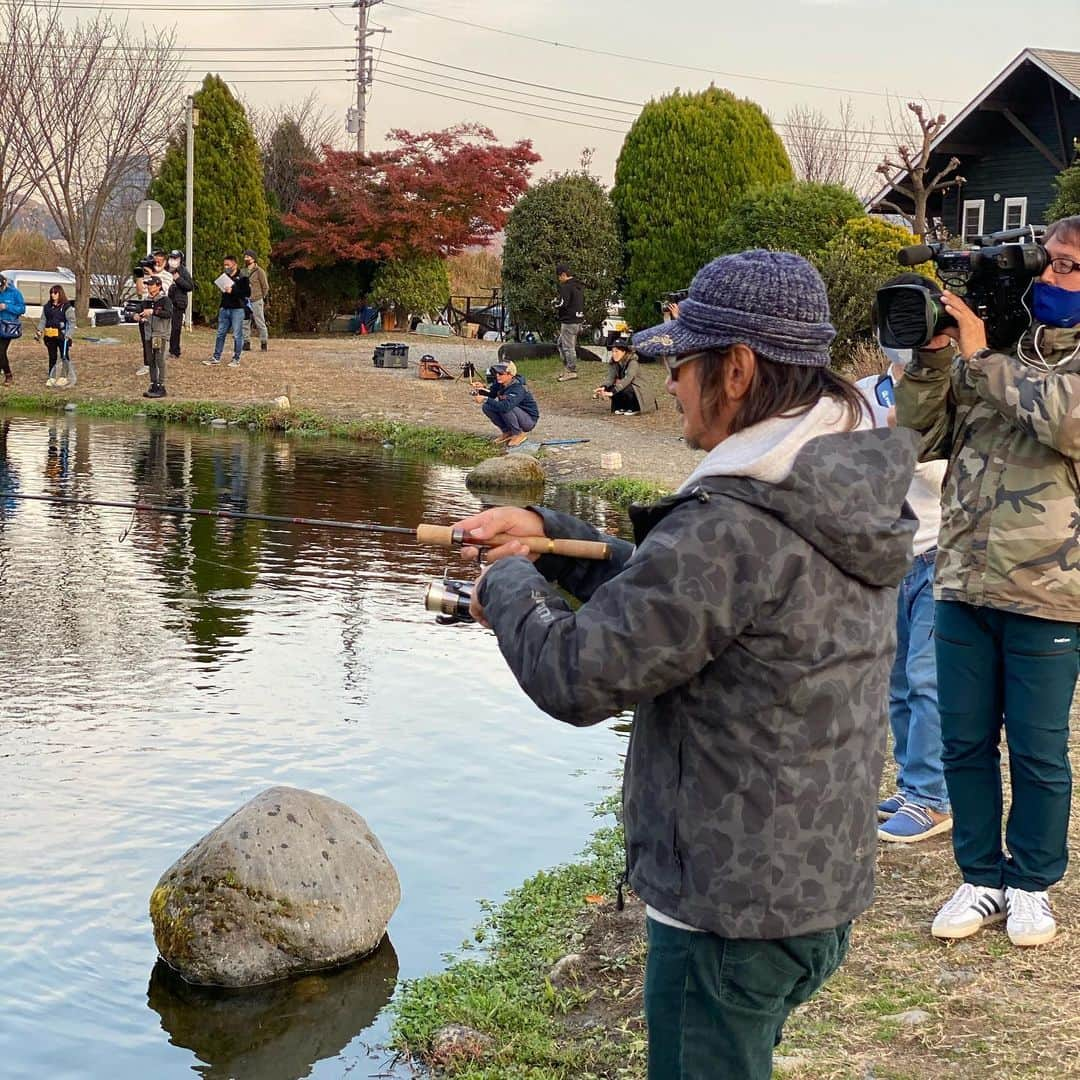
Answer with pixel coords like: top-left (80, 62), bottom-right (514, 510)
top-left (477, 428), bottom-right (917, 940)
top-left (895, 325), bottom-right (1080, 621)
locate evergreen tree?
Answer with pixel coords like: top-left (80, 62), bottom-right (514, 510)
top-left (136, 74), bottom-right (271, 321)
top-left (502, 172), bottom-right (622, 338)
top-left (713, 181), bottom-right (864, 262)
top-left (612, 87), bottom-right (793, 330)
top-left (1047, 162), bottom-right (1080, 222)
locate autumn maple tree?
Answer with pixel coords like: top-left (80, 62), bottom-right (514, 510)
top-left (279, 124), bottom-right (540, 267)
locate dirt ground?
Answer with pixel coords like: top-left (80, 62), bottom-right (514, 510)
top-left (3, 326), bottom-right (700, 490)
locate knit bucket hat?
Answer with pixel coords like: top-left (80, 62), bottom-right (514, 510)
top-left (632, 250), bottom-right (836, 368)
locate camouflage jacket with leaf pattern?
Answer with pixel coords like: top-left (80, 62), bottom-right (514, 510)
top-left (477, 428), bottom-right (917, 939)
top-left (895, 325), bottom-right (1080, 621)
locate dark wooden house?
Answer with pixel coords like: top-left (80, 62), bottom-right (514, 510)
top-left (869, 48), bottom-right (1080, 238)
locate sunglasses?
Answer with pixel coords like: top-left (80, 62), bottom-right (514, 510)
top-left (662, 350), bottom-right (711, 380)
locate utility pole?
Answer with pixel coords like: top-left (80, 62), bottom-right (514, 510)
top-left (184, 94), bottom-right (198, 331)
top-left (348, 0), bottom-right (388, 154)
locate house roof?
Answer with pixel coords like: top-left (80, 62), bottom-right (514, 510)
top-left (866, 48), bottom-right (1080, 212)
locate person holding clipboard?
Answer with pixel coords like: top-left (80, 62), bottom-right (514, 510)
top-left (203, 255), bottom-right (251, 368)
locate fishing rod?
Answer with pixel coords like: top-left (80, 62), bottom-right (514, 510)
top-left (5, 492), bottom-right (612, 560)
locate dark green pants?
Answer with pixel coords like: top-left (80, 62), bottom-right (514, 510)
top-left (643, 917), bottom-right (851, 1080)
top-left (935, 601), bottom-right (1078, 891)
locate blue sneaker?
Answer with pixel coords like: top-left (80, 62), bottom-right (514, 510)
top-left (878, 804), bottom-right (953, 844)
top-left (877, 792), bottom-right (908, 821)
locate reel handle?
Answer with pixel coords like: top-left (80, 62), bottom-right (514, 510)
top-left (415, 524), bottom-right (610, 560)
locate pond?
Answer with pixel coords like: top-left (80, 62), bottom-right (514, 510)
top-left (0, 411), bottom-right (627, 1080)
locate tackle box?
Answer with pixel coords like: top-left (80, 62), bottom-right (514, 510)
top-left (373, 342), bottom-right (409, 368)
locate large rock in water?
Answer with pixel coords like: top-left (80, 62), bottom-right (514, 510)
top-left (466, 453), bottom-right (545, 490)
top-left (150, 786), bottom-right (400, 987)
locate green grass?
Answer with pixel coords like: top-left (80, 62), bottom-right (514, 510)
top-left (390, 813), bottom-right (632, 1078)
top-left (0, 393), bottom-right (498, 465)
top-left (566, 477), bottom-right (669, 508)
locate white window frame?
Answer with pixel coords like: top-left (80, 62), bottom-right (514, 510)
top-left (962, 199), bottom-right (985, 241)
top-left (1003, 196), bottom-right (1028, 231)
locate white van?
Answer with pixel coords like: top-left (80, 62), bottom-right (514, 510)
top-left (0, 268), bottom-right (77, 319)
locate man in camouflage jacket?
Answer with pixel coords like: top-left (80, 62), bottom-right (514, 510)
top-left (895, 216), bottom-right (1080, 950)
top-left (454, 251), bottom-right (918, 1079)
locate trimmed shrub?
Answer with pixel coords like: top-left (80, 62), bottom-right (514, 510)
top-left (502, 172), bottom-right (621, 339)
top-left (814, 216), bottom-right (919, 366)
top-left (612, 87), bottom-right (793, 330)
top-left (370, 255), bottom-right (451, 323)
top-left (713, 181), bottom-right (864, 260)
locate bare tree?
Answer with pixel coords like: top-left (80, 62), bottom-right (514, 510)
top-left (782, 100), bottom-right (880, 196)
top-left (0, 2), bottom-right (40, 249)
top-left (247, 92), bottom-right (336, 216)
top-left (875, 101), bottom-right (965, 239)
top-left (13, 4), bottom-right (183, 318)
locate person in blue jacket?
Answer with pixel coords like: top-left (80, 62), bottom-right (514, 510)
top-left (0, 274), bottom-right (27, 385)
top-left (470, 361), bottom-right (540, 447)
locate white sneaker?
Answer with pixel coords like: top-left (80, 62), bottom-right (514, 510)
top-left (931, 882), bottom-right (1005, 940)
top-left (45, 377), bottom-right (55, 387)
top-left (54, 377), bottom-right (68, 387)
top-left (1006, 887), bottom-right (1057, 947)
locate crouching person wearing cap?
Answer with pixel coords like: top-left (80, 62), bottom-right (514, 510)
top-left (450, 250), bottom-right (918, 1079)
top-left (470, 361), bottom-right (539, 448)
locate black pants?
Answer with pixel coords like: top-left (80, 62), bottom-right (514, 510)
top-left (170, 307), bottom-right (184, 357)
top-left (611, 386), bottom-right (640, 413)
top-left (45, 337), bottom-right (68, 375)
top-left (0, 337), bottom-right (10, 375)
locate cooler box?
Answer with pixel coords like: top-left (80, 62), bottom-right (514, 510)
top-left (373, 342), bottom-right (409, 368)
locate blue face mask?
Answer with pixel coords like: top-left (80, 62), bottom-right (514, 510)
top-left (1032, 281), bottom-right (1080, 328)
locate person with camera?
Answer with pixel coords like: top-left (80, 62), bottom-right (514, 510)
top-left (553, 262), bottom-right (584, 382)
top-left (204, 255), bottom-right (250, 368)
top-left (593, 336), bottom-right (656, 415)
top-left (166, 250), bottom-right (193, 359)
top-left (452, 250), bottom-right (918, 1079)
top-left (35, 285), bottom-right (77, 388)
top-left (470, 361), bottom-right (539, 448)
top-left (133, 258), bottom-right (160, 376)
top-left (138, 276), bottom-right (172, 398)
top-left (896, 215), bottom-right (1080, 948)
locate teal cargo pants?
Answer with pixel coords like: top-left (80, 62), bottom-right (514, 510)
top-left (935, 600), bottom-right (1078, 891)
top-left (643, 917), bottom-right (851, 1079)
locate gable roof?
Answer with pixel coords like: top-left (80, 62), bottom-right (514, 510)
top-left (866, 48), bottom-right (1080, 212)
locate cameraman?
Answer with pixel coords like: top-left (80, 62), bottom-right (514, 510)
top-left (133, 259), bottom-right (157, 376)
top-left (470, 361), bottom-right (539, 448)
top-left (452, 250), bottom-right (918, 1079)
top-left (896, 215), bottom-right (1080, 948)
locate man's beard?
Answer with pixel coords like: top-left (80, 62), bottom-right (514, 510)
top-left (675, 399), bottom-right (702, 450)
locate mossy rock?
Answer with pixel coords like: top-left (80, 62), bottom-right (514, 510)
top-left (466, 453), bottom-right (545, 491)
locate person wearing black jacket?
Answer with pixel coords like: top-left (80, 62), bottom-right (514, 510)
top-left (204, 255), bottom-right (251, 368)
top-left (166, 249), bottom-right (194, 359)
top-left (554, 262), bottom-right (585, 381)
top-left (471, 361), bottom-right (540, 447)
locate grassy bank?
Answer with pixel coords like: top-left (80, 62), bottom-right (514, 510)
top-left (390, 803), bottom-right (646, 1080)
top-left (565, 476), bottom-right (669, 508)
top-left (0, 393), bottom-right (499, 465)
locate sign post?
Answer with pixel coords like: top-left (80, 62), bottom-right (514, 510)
top-left (135, 199), bottom-right (165, 258)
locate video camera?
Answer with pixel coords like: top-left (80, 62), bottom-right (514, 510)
top-left (657, 289), bottom-right (689, 316)
top-left (874, 226), bottom-right (1047, 350)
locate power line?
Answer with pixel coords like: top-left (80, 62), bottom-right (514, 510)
top-left (53, 1), bottom-right (354, 8)
top-left (381, 1), bottom-right (964, 104)
top-left (380, 48), bottom-right (643, 108)
top-left (376, 77), bottom-right (626, 134)
top-left (376, 61), bottom-right (638, 120)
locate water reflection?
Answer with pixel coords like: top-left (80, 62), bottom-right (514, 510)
top-left (148, 938), bottom-right (399, 1080)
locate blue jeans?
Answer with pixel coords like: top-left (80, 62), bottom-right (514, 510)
top-left (889, 551), bottom-right (949, 813)
top-left (482, 399), bottom-right (536, 435)
top-left (214, 307), bottom-right (245, 360)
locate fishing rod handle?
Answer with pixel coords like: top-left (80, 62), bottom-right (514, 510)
top-left (415, 524), bottom-right (610, 560)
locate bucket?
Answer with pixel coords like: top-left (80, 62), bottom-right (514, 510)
top-left (600, 452), bottom-right (622, 470)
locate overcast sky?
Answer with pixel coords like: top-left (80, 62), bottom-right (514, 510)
top-left (112, 0), bottom-right (1080, 185)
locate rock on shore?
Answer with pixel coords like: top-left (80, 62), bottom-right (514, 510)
top-left (466, 453), bottom-right (546, 490)
top-left (150, 785), bottom-right (400, 987)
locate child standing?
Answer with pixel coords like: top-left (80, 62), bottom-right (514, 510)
top-left (139, 277), bottom-right (173, 398)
